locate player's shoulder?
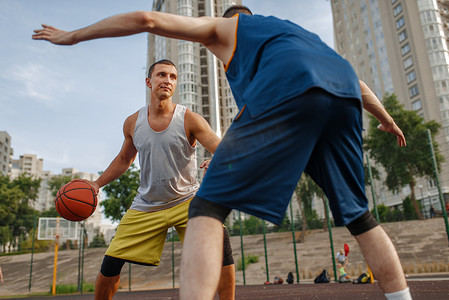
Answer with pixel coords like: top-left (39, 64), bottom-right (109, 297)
top-left (184, 108), bottom-right (209, 130)
top-left (123, 108), bottom-right (142, 134)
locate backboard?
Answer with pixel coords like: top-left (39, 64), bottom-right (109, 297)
top-left (38, 217), bottom-right (79, 241)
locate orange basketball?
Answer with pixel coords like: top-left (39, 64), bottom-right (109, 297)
top-left (55, 181), bottom-right (97, 222)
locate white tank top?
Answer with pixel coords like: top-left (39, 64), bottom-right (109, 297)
top-left (130, 104), bottom-right (199, 212)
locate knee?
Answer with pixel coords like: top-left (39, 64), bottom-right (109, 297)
top-left (100, 255), bottom-right (126, 277)
top-left (188, 196), bottom-right (231, 224)
top-left (346, 211), bottom-right (378, 236)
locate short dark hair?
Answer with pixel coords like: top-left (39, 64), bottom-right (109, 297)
top-left (222, 5), bottom-right (253, 18)
top-left (148, 59), bottom-right (177, 78)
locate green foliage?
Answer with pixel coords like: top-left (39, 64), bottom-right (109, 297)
top-left (295, 174), bottom-right (326, 230)
top-left (101, 164), bottom-right (140, 222)
top-left (244, 216), bottom-right (263, 235)
top-left (50, 282), bottom-right (95, 294)
top-left (47, 175), bottom-right (74, 197)
top-left (61, 240), bottom-right (77, 250)
top-left (402, 196), bottom-right (418, 220)
top-left (0, 174), bottom-right (40, 251)
top-left (237, 254), bottom-right (259, 271)
top-left (39, 175), bottom-right (68, 218)
top-left (40, 207), bottom-right (59, 218)
top-left (272, 215), bottom-right (291, 232)
top-left (364, 94), bottom-right (442, 220)
top-left (364, 163), bottom-right (380, 186)
top-left (306, 210), bottom-right (325, 229)
top-left (20, 229), bottom-right (51, 252)
top-left (89, 233), bottom-right (107, 248)
top-left (364, 94), bottom-right (443, 190)
top-left (373, 204), bottom-right (403, 223)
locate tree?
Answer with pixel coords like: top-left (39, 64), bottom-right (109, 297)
top-left (41, 174), bottom-right (74, 218)
top-left (48, 175), bottom-right (73, 197)
top-left (0, 175), bottom-right (40, 251)
top-left (364, 94), bottom-right (443, 220)
top-left (89, 232), bottom-right (107, 248)
top-left (243, 216), bottom-right (263, 235)
top-left (294, 174), bottom-right (325, 242)
top-left (101, 164), bottom-right (140, 223)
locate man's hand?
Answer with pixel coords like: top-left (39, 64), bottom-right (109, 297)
top-left (32, 24), bottom-right (76, 45)
top-left (377, 122), bottom-right (406, 147)
top-left (200, 158), bottom-right (212, 177)
top-left (71, 179), bottom-right (100, 195)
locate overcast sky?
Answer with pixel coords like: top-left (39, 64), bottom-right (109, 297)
top-left (0, 0), bottom-right (333, 176)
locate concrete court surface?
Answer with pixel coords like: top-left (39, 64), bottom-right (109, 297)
top-left (2, 280), bottom-right (448, 300)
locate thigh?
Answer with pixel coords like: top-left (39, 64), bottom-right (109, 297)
top-left (106, 209), bottom-right (169, 265)
top-left (305, 98), bottom-right (368, 226)
top-left (171, 199), bottom-right (191, 243)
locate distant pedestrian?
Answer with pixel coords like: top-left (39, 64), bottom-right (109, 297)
top-left (336, 245), bottom-right (351, 283)
top-left (429, 205), bottom-right (436, 218)
top-left (274, 276), bottom-right (284, 284)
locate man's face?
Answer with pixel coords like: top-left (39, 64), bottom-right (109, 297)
top-left (147, 64), bottom-right (177, 100)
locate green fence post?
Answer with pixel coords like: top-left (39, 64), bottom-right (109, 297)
top-left (366, 155), bottom-right (380, 222)
top-left (289, 200), bottom-right (300, 283)
top-left (238, 211), bottom-right (246, 285)
top-left (427, 129), bottom-right (449, 245)
top-left (128, 263), bottom-right (131, 291)
top-left (28, 214), bottom-right (36, 292)
top-left (262, 220), bottom-right (269, 283)
top-left (324, 197), bottom-right (337, 282)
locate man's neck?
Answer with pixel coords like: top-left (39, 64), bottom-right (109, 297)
top-left (149, 97), bottom-right (175, 115)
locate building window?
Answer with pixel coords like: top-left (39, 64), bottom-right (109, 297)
top-left (396, 16), bottom-right (405, 29)
top-left (412, 99), bottom-right (422, 111)
top-left (401, 43), bottom-right (410, 55)
top-left (404, 56), bottom-right (413, 69)
top-left (394, 4), bottom-right (402, 16)
top-left (407, 70), bottom-right (416, 83)
top-left (409, 85), bottom-right (419, 98)
top-left (398, 30), bottom-right (407, 42)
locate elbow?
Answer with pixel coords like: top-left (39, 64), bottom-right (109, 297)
top-left (135, 11), bottom-right (157, 30)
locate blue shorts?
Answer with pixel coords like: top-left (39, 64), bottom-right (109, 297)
top-left (196, 88), bottom-right (368, 226)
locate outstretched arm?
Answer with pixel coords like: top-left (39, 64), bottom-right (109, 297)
top-left (73, 113), bottom-right (138, 194)
top-left (360, 80), bottom-right (406, 147)
top-left (32, 11), bottom-right (236, 63)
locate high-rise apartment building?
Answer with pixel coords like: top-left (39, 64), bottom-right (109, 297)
top-left (147, 0), bottom-right (241, 171)
top-left (331, 0), bottom-right (449, 212)
top-left (0, 131), bottom-right (13, 176)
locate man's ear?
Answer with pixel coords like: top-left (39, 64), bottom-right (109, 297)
top-left (146, 77), bottom-right (152, 88)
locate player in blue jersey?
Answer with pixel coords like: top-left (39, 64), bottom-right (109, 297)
top-left (33, 5), bottom-right (410, 300)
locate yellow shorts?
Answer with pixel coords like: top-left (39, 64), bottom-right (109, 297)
top-left (105, 198), bottom-right (191, 265)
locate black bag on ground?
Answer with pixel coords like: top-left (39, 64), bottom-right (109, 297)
top-left (353, 272), bottom-right (371, 284)
top-left (314, 269), bottom-right (330, 283)
top-left (287, 272), bottom-right (294, 284)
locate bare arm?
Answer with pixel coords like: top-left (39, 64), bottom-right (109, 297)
top-left (32, 11), bottom-right (236, 63)
top-left (360, 80), bottom-right (406, 147)
top-left (185, 109), bottom-right (221, 173)
top-left (73, 113), bottom-right (138, 193)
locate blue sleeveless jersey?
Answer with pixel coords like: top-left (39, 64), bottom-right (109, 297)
top-left (225, 14), bottom-right (361, 117)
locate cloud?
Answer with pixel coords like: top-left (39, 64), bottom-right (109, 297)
top-left (4, 62), bottom-right (74, 107)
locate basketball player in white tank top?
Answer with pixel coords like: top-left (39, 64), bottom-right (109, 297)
top-left (71, 60), bottom-right (235, 300)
